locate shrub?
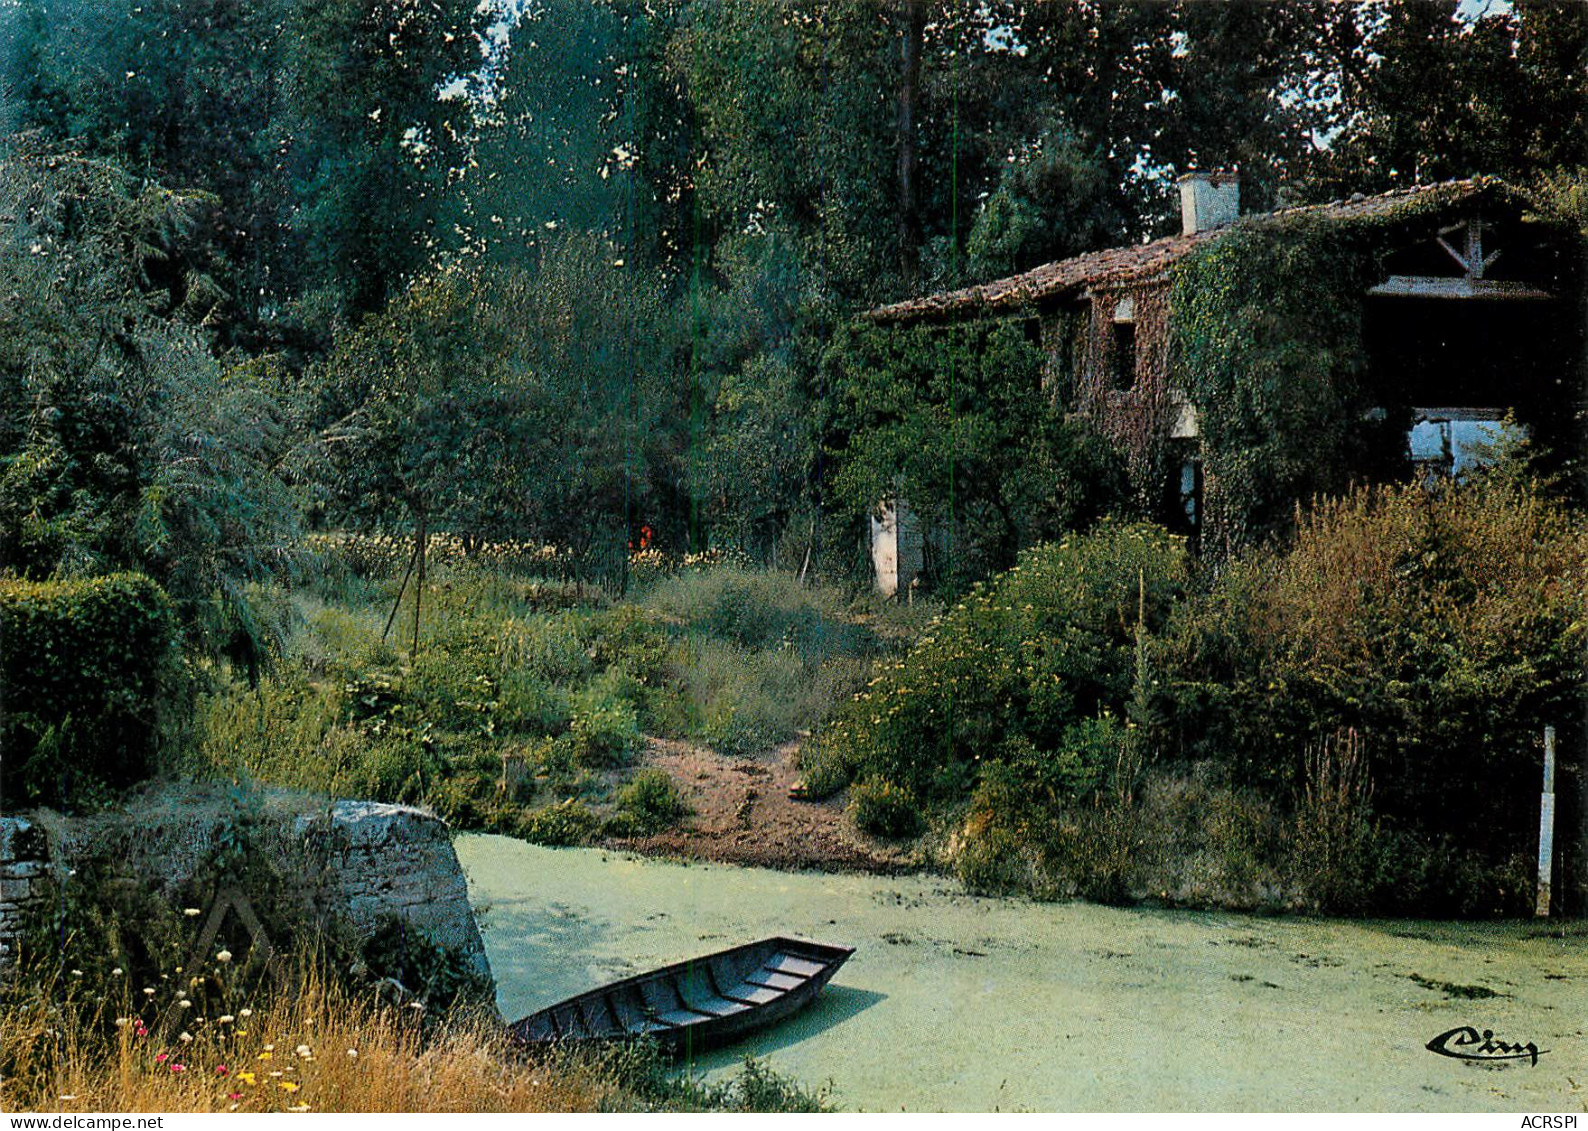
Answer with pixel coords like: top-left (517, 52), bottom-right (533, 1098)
top-left (951, 764), bottom-right (1041, 894)
top-left (192, 669), bottom-right (342, 784)
top-left (0, 573), bottom-right (181, 808)
top-left (614, 769), bottom-right (692, 834)
top-left (1290, 728), bottom-right (1378, 914)
top-left (499, 612), bottom-right (592, 684)
top-left (1167, 469), bottom-right (1588, 875)
top-left (819, 521), bottom-right (1188, 802)
top-left (847, 778), bottom-right (922, 839)
top-left (566, 678), bottom-right (641, 768)
top-left (358, 918), bottom-right (495, 1011)
top-left (518, 799), bottom-right (599, 847)
top-left (496, 668), bottom-right (570, 736)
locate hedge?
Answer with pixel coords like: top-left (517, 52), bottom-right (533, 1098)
top-left (0, 573), bottom-right (179, 808)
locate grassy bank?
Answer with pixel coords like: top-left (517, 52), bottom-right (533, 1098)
top-left (0, 955), bottom-right (830, 1113)
top-left (183, 542), bottom-right (925, 849)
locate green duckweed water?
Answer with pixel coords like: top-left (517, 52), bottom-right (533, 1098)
top-left (455, 835), bottom-right (1587, 1112)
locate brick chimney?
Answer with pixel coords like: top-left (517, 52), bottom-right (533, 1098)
top-left (1176, 170), bottom-right (1240, 236)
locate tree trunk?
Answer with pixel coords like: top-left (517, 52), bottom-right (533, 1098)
top-left (898, 0), bottom-right (926, 287)
top-left (411, 513), bottom-right (427, 660)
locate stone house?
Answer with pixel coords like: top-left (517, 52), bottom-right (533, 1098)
top-left (863, 173), bottom-right (1584, 589)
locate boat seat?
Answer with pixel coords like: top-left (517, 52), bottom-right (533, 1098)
top-left (639, 978), bottom-right (685, 1016)
top-left (654, 1007), bottom-right (716, 1027)
top-left (765, 955), bottom-right (825, 978)
top-left (721, 984), bottom-right (783, 1006)
top-left (685, 993), bottom-right (752, 1017)
top-left (677, 968), bottom-right (752, 1018)
top-left (748, 970), bottom-right (803, 992)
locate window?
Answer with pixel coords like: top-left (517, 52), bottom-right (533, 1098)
top-left (1112, 321), bottom-right (1137, 391)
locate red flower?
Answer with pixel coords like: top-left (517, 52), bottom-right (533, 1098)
top-left (215, 1065), bottom-right (229, 1076)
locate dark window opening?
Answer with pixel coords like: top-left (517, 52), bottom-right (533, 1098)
top-left (1112, 321), bottom-right (1137, 391)
top-left (1024, 317), bottom-right (1042, 345)
top-left (1161, 454), bottom-right (1202, 549)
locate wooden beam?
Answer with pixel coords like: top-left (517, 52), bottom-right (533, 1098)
top-left (1368, 275), bottom-right (1553, 300)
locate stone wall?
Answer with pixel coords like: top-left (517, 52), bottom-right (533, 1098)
top-left (0, 789), bottom-right (489, 990)
top-left (0, 817), bottom-right (49, 971)
top-left (297, 800), bottom-right (489, 979)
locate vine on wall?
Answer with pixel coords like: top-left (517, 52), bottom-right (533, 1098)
top-left (1169, 217), bottom-right (1391, 553)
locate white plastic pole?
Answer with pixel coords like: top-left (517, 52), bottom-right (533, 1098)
top-left (1536, 725), bottom-right (1555, 918)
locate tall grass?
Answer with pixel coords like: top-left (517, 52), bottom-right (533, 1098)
top-left (0, 954), bottom-right (830, 1113)
top-left (187, 553), bottom-right (915, 846)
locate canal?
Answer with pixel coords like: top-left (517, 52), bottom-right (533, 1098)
top-left (456, 835), bottom-right (1586, 1112)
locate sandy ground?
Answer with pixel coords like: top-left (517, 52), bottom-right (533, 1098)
top-left (603, 736), bottom-right (914, 874)
top-left (458, 835), bottom-right (1588, 1113)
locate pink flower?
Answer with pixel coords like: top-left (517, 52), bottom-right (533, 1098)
top-left (215, 1065), bottom-right (229, 1076)
top-left (155, 1053), bottom-right (168, 1064)
top-left (227, 1093), bottom-right (242, 1101)
top-left (170, 1064), bottom-right (186, 1074)
top-left (135, 1026), bottom-right (148, 1038)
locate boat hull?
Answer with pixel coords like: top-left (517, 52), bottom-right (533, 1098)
top-left (508, 936), bottom-right (854, 1054)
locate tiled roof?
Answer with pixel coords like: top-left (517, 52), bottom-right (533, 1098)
top-left (865, 177), bottom-right (1510, 324)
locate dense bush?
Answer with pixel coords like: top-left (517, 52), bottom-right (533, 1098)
top-left (806, 521), bottom-right (1187, 802)
top-left (0, 573), bottom-right (181, 808)
top-left (1166, 467), bottom-right (1586, 913)
top-left (518, 799), bottom-right (600, 847)
top-left (1169, 471), bottom-right (1585, 824)
top-left (847, 778), bottom-right (922, 839)
top-left (612, 769), bottom-right (692, 835)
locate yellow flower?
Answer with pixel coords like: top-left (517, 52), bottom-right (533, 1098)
top-left (279, 1081), bottom-right (299, 1093)
top-left (237, 1072), bottom-right (256, 1086)
top-left (257, 1052), bottom-right (273, 1061)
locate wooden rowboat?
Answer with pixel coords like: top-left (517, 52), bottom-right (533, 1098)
top-left (507, 936), bottom-right (855, 1052)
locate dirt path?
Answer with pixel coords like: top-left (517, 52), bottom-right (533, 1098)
top-left (603, 737), bottom-right (916, 874)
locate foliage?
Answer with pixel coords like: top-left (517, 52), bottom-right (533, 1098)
top-left (612, 769), bottom-right (692, 836)
top-left (1297, 1), bottom-right (1588, 198)
top-left (641, 565), bottom-right (872, 661)
top-left (517, 800), bottom-right (600, 848)
top-left (965, 118), bottom-right (1124, 280)
top-left (949, 763), bottom-right (1144, 904)
top-left (810, 521), bottom-right (1187, 802)
top-left (1165, 464), bottom-right (1588, 887)
top-left (1169, 217), bottom-right (1396, 549)
top-left (846, 778), bottom-right (922, 840)
top-left (822, 318), bottom-right (1129, 589)
top-left (0, 573), bottom-right (180, 808)
top-left (1290, 729), bottom-right (1378, 915)
top-left (0, 151), bottom-right (303, 646)
top-left (358, 919), bottom-right (494, 1013)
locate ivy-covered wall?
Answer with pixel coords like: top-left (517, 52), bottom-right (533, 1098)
top-left (1165, 184), bottom-right (1584, 553)
top-left (1167, 218), bottom-right (1397, 553)
top-left (1075, 281), bottom-right (1176, 509)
